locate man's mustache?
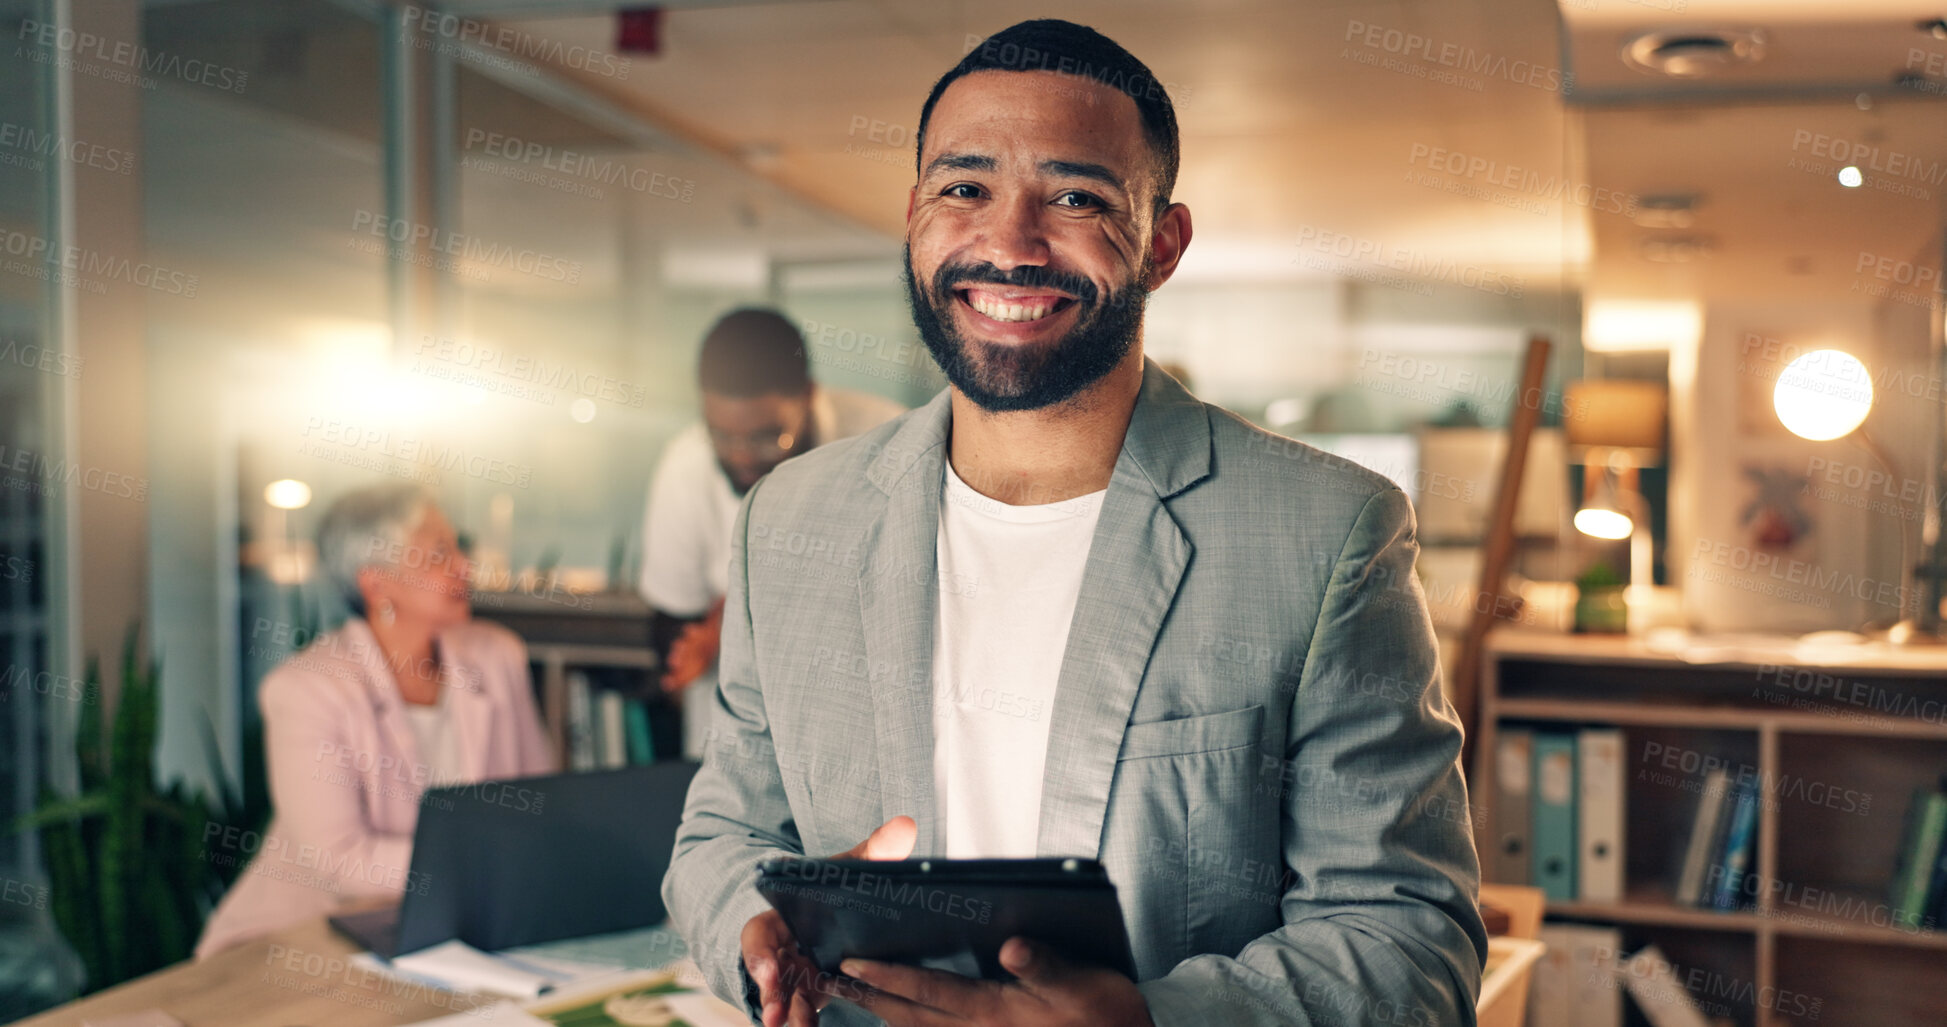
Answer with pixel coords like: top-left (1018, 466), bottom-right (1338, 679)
top-left (932, 261), bottom-right (1099, 305)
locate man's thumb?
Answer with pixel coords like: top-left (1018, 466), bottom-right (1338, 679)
top-left (832, 815), bottom-right (917, 861)
top-left (999, 937), bottom-right (1065, 985)
top-left (861, 815), bottom-right (917, 860)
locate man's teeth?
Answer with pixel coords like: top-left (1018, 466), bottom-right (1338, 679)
top-left (966, 292), bottom-right (1061, 323)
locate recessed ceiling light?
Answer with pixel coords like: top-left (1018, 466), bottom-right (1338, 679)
top-left (1639, 236), bottom-right (1717, 263)
top-left (1918, 17), bottom-right (1947, 40)
top-left (1622, 29), bottom-right (1766, 78)
top-left (1838, 166), bottom-right (1864, 188)
top-left (1632, 194), bottom-right (1701, 229)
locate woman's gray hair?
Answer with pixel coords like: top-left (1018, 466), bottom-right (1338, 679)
top-left (315, 482), bottom-right (438, 617)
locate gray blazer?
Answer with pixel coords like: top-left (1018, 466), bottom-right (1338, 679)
top-left (662, 360), bottom-right (1487, 1026)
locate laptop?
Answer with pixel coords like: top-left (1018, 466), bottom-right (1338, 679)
top-left (329, 760), bottom-right (700, 959)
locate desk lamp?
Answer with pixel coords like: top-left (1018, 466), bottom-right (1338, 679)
top-left (1772, 348), bottom-right (1940, 644)
top-left (1568, 381), bottom-right (1667, 628)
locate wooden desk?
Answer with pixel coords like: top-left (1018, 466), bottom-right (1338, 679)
top-left (16, 910), bottom-right (493, 1027)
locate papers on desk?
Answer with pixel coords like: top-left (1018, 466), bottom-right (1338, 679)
top-left (349, 939), bottom-right (622, 999)
top-left (403, 967), bottom-right (747, 1027)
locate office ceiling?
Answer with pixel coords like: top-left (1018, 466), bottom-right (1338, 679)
top-left (508, 0), bottom-right (1581, 288)
top-left (471, 0), bottom-right (1947, 304)
top-left (123, 0), bottom-right (1947, 305)
top-left (1563, 0), bottom-right (1947, 302)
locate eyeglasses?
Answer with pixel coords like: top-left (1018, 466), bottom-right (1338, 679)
top-left (706, 407), bottom-right (810, 460)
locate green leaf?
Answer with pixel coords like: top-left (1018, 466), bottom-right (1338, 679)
top-left (13, 792), bottom-right (111, 831)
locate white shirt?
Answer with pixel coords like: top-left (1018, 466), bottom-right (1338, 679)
top-left (931, 459), bottom-right (1106, 857)
top-left (638, 385), bottom-right (907, 616)
top-left (638, 385), bottom-right (905, 757)
top-left (402, 684), bottom-right (464, 786)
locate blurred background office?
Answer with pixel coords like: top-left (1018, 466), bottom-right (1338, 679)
top-left (2, 0), bottom-right (1945, 1023)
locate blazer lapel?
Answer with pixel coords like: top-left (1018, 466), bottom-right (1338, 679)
top-left (857, 389), bottom-right (953, 854)
top-left (436, 628), bottom-right (496, 782)
top-left (340, 617), bottom-right (421, 773)
top-left (1036, 360), bottom-right (1210, 856)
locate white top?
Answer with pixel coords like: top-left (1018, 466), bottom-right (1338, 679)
top-left (638, 384), bottom-right (907, 616)
top-left (638, 384), bottom-right (905, 759)
top-left (931, 458), bottom-right (1106, 857)
top-left (401, 683), bottom-right (463, 786)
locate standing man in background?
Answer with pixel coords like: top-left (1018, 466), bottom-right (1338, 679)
top-left (639, 308), bottom-right (904, 758)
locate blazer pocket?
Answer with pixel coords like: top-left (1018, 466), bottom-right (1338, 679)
top-left (1117, 704), bottom-right (1264, 761)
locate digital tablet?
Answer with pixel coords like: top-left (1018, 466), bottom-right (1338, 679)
top-left (754, 856), bottom-right (1138, 981)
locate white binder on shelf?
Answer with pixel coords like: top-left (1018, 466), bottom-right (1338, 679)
top-left (1530, 923), bottom-right (1622, 1027)
top-left (598, 688), bottom-right (628, 770)
top-left (1578, 728), bottom-right (1626, 904)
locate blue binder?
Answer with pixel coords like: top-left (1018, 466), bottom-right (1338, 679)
top-left (1532, 731), bottom-right (1579, 902)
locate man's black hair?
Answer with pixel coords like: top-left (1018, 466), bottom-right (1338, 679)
top-left (696, 307), bottom-right (811, 398)
top-left (916, 19), bottom-right (1180, 218)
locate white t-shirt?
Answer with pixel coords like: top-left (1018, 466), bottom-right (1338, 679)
top-left (402, 684), bottom-right (463, 786)
top-left (931, 459), bottom-right (1106, 857)
top-left (638, 385), bottom-right (905, 757)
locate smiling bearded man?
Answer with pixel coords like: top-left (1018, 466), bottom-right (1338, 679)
top-left (663, 17), bottom-right (1487, 1027)
top-left (904, 242), bottom-right (1152, 413)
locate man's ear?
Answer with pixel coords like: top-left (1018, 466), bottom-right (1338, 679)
top-left (905, 185), bottom-right (917, 225)
top-left (1144, 202), bottom-right (1194, 291)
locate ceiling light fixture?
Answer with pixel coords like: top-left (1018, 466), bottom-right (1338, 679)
top-left (1631, 194), bottom-right (1700, 230)
top-left (1622, 29), bottom-right (1766, 79)
top-left (1639, 235), bottom-right (1717, 264)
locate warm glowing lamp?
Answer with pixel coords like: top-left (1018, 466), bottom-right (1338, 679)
top-left (262, 479), bottom-right (313, 585)
top-left (1772, 349), bottom-right (1935, 643)
top-left (1574, 503), bottom-right (1634, 541)
top-left (264, 479), bottom-right (313, 510)
top-left (1772, 349), bottom-right (1871, 441)
top-left (1567, 381), bottom-right (1668, 631)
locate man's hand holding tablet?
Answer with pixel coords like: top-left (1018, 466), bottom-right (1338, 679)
top-left (741, 815), bottom-right (919, 1027)
top-left (835, 938), bottom-right (1154, 1027)
top-left (741, 817), bottom-right (1151, 1027)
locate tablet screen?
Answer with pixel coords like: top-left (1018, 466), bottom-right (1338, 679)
top-left (755, 857), bottom-right (1139, 981)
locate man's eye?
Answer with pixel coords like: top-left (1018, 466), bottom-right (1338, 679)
top-left (943, 183), bottom-right (983, 199)
top-left (1054, 191), bottom-right (1101, 209)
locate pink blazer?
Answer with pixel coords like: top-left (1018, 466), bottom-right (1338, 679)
top-left (194, 617), bottom-right (556, 957)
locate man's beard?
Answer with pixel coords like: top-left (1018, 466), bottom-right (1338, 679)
top-left (718, 458), bottom-right (756, 497)
top-left (902, 244), bottom-right (1150, 413)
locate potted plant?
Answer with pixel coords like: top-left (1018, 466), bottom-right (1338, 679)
top-left (14, 626), bottom-right (267, 994)
top-left (1574, 561), bottom-right (1628, 633)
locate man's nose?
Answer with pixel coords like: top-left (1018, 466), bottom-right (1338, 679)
top-left (974, 192), bottom-right (1051, 272)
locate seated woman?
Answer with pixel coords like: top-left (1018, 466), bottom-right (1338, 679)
top-left (196, 482), bottom-right (556, 957)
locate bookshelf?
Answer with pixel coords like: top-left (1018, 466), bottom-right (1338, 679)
top-left (475, 591), bottom-right (662, 766)
top-left (1472, 630), bottom-right (1947, 1027)
top-left (529, 642), bottom-right (659, 765)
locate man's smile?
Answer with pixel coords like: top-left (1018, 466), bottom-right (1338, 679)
top-left (954, 286), bottom-right (1080, 328)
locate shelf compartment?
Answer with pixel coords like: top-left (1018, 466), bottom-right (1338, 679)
top-left (1494, 698), bottom-right (1947, 740)
top-left (1493, 651), bottom-right (1947, 740)
top-left (1548, 880), bottom-right (1763, 933)
top-left (1772, 936), bottom-right (1947, 1026)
